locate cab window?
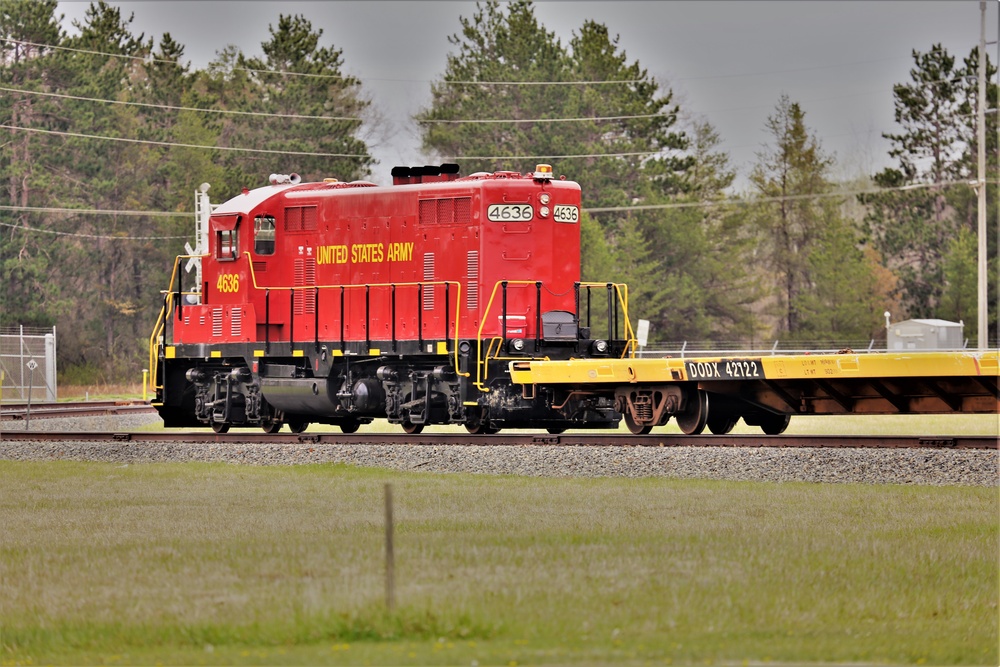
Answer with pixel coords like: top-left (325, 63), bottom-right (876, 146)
top-left (216, 227), bottom-right (238, 260)
top-left (254, 215), bottom-right (276, 255)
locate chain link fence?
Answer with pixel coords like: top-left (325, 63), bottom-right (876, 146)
top-left (0, 326), bottom-right (57, 403)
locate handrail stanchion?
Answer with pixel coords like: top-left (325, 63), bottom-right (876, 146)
top-left (418, 284), bottom-right (423, 350)
top-left (574, 282), bottom-right (581, 336)
top-left (535, 281), bottom-right (542, 350)
top-left (444, 283), bottom-right (451, 347)
top-left (391, 284), bottom-right (397, 353)
top-left (339, 286), bottom-right (345, 353)
top-left (265, 289), bottom-right (271, 353)
top-left (501, 281), bottom-right (508, 346)
top-left (365, 285), bottom-right (371, 351)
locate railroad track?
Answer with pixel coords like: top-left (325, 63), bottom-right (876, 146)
top-left (0, 430), bottom-right (994, 449)
top-left (0, 400), bottom-right (155, 420)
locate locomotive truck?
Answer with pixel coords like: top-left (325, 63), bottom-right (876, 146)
top-left (149, 163), bottom-right (639, 434)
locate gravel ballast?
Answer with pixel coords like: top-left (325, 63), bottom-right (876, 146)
top-left (1, 415), bottom-right (997, 487)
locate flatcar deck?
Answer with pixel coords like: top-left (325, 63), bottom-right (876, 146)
top-left (510, 350), bottom-right (1000, 417)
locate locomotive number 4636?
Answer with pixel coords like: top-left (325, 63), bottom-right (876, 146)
top-left (487, 204), bottom-right (533, 222)
top-left (217, 273), bottom-right (240, 293)
top-left (553, 205), bottom-right (579, 223)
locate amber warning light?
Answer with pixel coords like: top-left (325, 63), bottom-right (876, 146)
top-left (533, 164), bottom-right (554, 180)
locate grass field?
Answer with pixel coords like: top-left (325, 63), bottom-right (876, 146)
top-left (0, 461), bottom-right (996, 665)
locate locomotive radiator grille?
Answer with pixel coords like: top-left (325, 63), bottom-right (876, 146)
top-left (467, 251), bottom-right (479, 310)
top-left (294, 258), bottom-right (316, 314)
top-left (419, 197), bottom-right (472, 225)
top-left (211, 308), bottom-right (223, 338)
top-left (230, 307), bottom-right (242, 338)
top-left (423, 253), bottom-right (435, 310)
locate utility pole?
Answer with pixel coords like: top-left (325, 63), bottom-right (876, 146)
top-left (977, 1), bottom-right (987, 349)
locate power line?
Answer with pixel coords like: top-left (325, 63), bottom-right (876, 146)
top-left (1, 83), bottom-right (670, 126)
top-left (0, 220), bottom-right (188, 240)
top-left (0, 204), bottom-right (188, 218)
top-left (0, 124), bottom-right (370, 158)
top-left (0, 37), bottom-right (359, 83)
top-left (585, 179), bottom-right (980, 214)
top-left (442, 151), bottom-right (664, 160)
top-left (0, 85), bottom-right (363, 122)
top-left (2, 123), bottom-right (665, 161)
top-left (3, 37), bottom-right (643, 86)
top-left (418, 113), bottom-right (670, 125)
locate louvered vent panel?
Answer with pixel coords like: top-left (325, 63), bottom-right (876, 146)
top-left (455, 197), bottom-right (472, 224)
top-left (230, 308), bottom-right (242, 338)
top-left (437, 198), bottom-right (455, 224)
top-left (285, 207), bottom-right (302, 232)
top-left (466, 250), bottom-right (479, 310)
top-left (294, 258), bottom-right (316, 315)
top-left (302, 206), bottom-right (317, 230)
top-left (253, 261), bottom-right (267, 273)
top-left (183, 313), bottom-right (190, 326)
top-left (419, 200), bottom-right (435, 225)
top-left (423, 253), bottom-right (435, 310)
top-left (212, 308), bottom-right (223, 337)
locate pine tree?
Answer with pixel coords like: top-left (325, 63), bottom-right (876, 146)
top-left (862, 44), bottom-right (997, 333)
top-left (749, 95), bottom-right (833, 336)
top-left (232, 14), bottom-right (373, 184)
top-left (0, 0), bottom-right (64, 327)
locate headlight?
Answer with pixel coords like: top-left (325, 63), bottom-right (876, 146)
top-left (539, 206), bottom-right (550, 218)
top-left (591, 339), bottom-right (609, 355)
top-left (509, 338), bottom-right (525, 353)
top-left (538, 193), bottom-right (550, 205)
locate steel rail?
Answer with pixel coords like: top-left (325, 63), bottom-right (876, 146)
top-left (0, 401), bottom-right (155, 420)
top-left (0, 431), bottom-right (994, 449)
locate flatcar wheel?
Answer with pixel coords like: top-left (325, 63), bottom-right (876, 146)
top-left (546, 427), bottom-right (566, 435)
top-left (287, 420), bottom-right (309, 434)
top-left (623, 411), bottom-right (652, 435)
top-left (340, 420), bottom-right (361, 434)
top-left (706, 411), bottom-right (738, 435)
top-left (676, 390), bottom-right (709, 435)
top-left (401, 421), bottom-right (424, 435)
top-left (759, 413), bottom-right (791, 435)
top-left (261, 420), bottom-right (282, 434)
top-left (211, 421), bottom-right (230, 434)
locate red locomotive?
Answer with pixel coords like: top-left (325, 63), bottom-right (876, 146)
top-left (150, 164), bottom-right (632, 433)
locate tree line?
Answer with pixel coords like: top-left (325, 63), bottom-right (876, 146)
top-left (1, 0), bottom-right (995, 383)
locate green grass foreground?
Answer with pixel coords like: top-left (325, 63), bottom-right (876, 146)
top-left (0, 463), bottom-right (996, 666)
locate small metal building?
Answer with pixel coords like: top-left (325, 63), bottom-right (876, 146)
top-left (887, 319), bottom-right (965, 350)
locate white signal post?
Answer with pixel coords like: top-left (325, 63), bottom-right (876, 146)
top-left (976, 1), bottom-right (987, 349)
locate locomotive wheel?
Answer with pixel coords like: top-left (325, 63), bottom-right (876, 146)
top-left (464, 407), bottom-right (497, 435)
top-left (287, 419), bottom-right (310, 434)
top-left (706, 411), bottom-right (738, 435)
top-left (340, 420), bottom-right (361, 434)
top-left (211, 421), bottom-right (230, 434)
top-left (759, 413), bottom-right (791, 435)
top-left (261, 420), bottom-right (283, 434)
top-left (623, 411), bottom-right (652, 435)
top-left (401, 421), bottom-right (424, 435)
top-left (676, 391), bottom-right (709, 435)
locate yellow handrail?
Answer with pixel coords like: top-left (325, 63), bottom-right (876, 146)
top-left (243, 252), bottom-right (466, 376)
top-left (147, 254), bottom-right (203, 398)
top-left (473, 280), bottom-right (635, 391)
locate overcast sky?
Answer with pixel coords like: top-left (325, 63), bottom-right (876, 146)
top-left (56, 1), bottom-right (998, 189)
